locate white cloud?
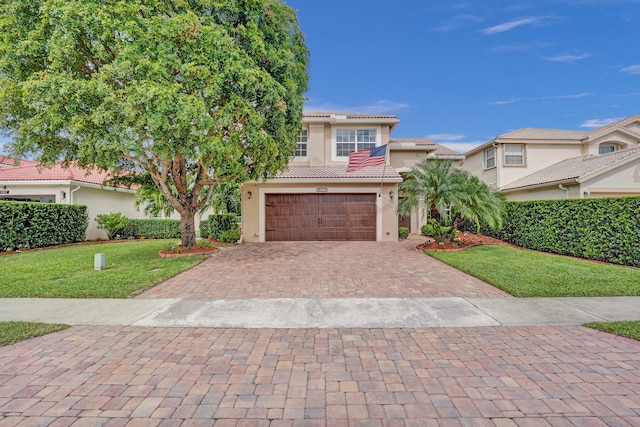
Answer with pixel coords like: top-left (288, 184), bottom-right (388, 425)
top-left (490, 92), bottom-right (592, 105)
top-left (543, 53), bottom-right (592, 63)
top-left (439, 141), bottom-right (487, 153)
top-left (622, 64), bottom-right (640, 74)
top-left (489, 41), bottom-right (551, 53)
top-left (580, 117), bottom-right (624, 128)
top-left (426, 133), bottom-right (465, 142)
top-left (481, 17), bottom-right (541, 35)
top-left (431, 14), bottom-right (483, 32)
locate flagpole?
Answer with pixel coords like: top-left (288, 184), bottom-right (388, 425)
top-left (379, 143), bottom-right (390, 198)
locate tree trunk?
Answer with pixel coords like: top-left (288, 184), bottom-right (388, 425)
top-left (179, 211), bottom-right (197, 248)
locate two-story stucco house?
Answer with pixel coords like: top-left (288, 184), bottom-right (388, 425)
top-left (461, 115), bottom-right (640, 200)
top-left (241, 112), bottom-right (463, 242)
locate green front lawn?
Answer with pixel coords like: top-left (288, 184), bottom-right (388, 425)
top-left (427, 245), bottom-right (640, 297)
top-left (585, 321), bottom-right (640, 341)
top-left (0, 322), bottom-right (69, 346)
top-left (0, 240), bottom-right (208, 298)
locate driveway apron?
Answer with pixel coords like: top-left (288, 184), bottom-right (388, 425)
top-left (1, 237), bottom-right (640, 426)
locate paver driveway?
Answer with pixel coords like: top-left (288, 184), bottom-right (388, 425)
top-left (139, 237), bottom-right (508, 299)
top-left (1, 325), bottom-right (639, 426)
top-left (2, 237), bottom-right (640, 426)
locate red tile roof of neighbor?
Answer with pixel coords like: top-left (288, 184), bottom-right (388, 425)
top-left (0, 156), bottom-right (128, 188)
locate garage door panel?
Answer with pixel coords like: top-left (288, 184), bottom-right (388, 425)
top-left (265, 193), bottom-right (376, 241)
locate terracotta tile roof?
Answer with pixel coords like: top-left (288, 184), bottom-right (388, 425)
top-left (389, 137), bottom-right (437, 146)
top-left (275, 165), bottom-right (402, 180)
top-left (586, 115), bottom-right (640, 138)
top-left (0, 155), bottom-right (39, 168)
top-left (0, 157), bottom-right (127, 188)
top-left (389, 138), bottom-right (464, 157)
top-left (303, 112), bottom-right (399, 119)
top-left (501, 147), bottom-right (640, 191)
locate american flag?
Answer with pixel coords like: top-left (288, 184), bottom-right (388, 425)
top-left (346, 144), bottom-right (388, 172)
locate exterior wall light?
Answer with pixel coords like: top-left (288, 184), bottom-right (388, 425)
top-left (388, 190), bottom-right (394, 200)
top-left (247, 191), bottom-right (252, 199)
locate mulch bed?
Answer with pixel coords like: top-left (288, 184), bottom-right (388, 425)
top-left (417, 232), bottom-right (509, 252)
top-left (158, 244), bottom-right (220, 258)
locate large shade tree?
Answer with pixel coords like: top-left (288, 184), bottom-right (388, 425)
top-left (0, 0), bottom-right (308, 247)
top-left (398, 159), bottom-right (504, 243)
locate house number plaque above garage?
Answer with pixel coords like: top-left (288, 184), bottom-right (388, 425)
top-left (316, 187), bottom-right (328, 193)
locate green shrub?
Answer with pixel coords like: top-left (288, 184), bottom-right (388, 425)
top-left (95, 212), bottom-right (130, 240)
top-left (398, 227), bottom-right (409, 239)
top-left (217, 226), bottom-right (240, 243)
top-left (202, 214), bottom-right (238, 240)
top-left (0, 201), bottom-right (88, 251)
top-left (459, 197), bottom-right (640, 267)
top-left (128, 219), bottom-right (181, 239)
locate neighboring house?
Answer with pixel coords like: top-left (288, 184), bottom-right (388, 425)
top-left (241, 113), bottom-right (463, 241)
top-left (461, 115), bottom-right (640, 200)
top-left (0, 156), bottom-right (146, 239)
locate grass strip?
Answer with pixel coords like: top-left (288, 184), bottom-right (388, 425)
top-left (426, 245), bottom-right (640, 297)
top-left (0, 240), bottom-right (208, 298)
top-left (584, 321), bottom-right (640, 341)
top-left (0, 322), bottom-right (69, 346)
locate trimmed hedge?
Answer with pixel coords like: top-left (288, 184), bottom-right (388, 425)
top-left (0, 201), bottom-right (88, 251)
top-left (201, 214), bottom-right (238, 241)
top-left (460, 197), bottom-right (640, 267)
top-left (125, 219), bottom-right (181, 239)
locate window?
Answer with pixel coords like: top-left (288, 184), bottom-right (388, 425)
top-left (599, 144), bottom-right (616, 155)
top-left (504, 144), bottom-right (524, 165)
top-left (295, 130), bottom-right (308, 157)
top-left (484, 147), bottom-right (496, 169)
top-left (335, 128), bottom-right (377, 157)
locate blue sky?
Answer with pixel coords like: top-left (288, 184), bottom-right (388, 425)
top-left (286, 0), bottom-right (640, 153)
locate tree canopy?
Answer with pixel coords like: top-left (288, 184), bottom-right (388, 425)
top-left (0, 0), bottom-right (309, 246)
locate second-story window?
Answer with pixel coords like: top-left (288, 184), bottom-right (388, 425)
top-left (484, 147), bottom-right (496, 169)
top-left (599, 144), bottom-right (616, 154)
top-left (295, 130), bottom-right (308, 157)
top-left (504, 144), bottom-right (524, 165)
top-left (336, 128), bottom-right (377, 157)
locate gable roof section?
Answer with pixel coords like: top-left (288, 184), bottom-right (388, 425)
top-left (501, 147), bottom-right (640, 191)
top-left (389, 138), bottom-right (464, 158)
top-left (0, 157), bottom-right (128, 188)
top-left (586, 115), bottom-right (640, 139)
top-left (498, 128), bottom-right (587, 141)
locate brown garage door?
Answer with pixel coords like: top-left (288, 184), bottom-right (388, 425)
top-left (265, 193), bottom-right (376, 241)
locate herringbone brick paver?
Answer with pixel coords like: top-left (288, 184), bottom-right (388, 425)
top-left (139, 238), bottom-right (507, 299)
top-left (1, 325), bottom-right (640, 425)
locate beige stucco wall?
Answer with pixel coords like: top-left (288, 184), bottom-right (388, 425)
top-left (582, 160), bottom-right (640, 197)
top-left (498, 144), bottom-right (582, 188)
top-left (460, 150), bottom-right (498, 188)
top-left (241, 181), bottom-right (399, 242)
top-left (389, 150), bottom-right (430, 171)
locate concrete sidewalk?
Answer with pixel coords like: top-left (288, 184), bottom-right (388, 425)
top-left (2, 296), bottom-right (639, 328)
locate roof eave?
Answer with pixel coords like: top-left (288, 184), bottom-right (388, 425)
top-left (500, 178), bottom-right (579, 193)
top-left (265, 177), bottom-right (404, 184)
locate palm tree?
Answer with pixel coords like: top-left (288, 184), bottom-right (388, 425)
top-left (398, 159), bottom-right (504, 243)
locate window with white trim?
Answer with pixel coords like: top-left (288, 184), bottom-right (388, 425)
top-left (484, 147), bottom-right (496, 169)
top-left (504, 144), bottom-right (524, 165)
top-left (335, 128), bottom-right (377, 157)
top-left (294, 130), bottom-right (308, 157)
top-left (598, 144), bottom-right (616, 155)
